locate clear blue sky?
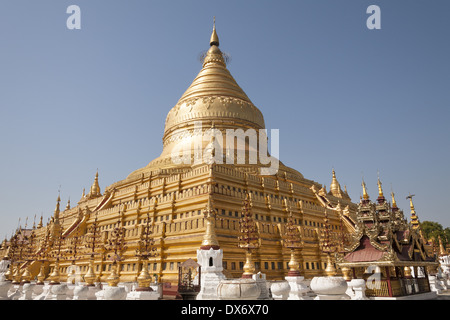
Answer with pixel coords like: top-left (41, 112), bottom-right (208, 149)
top-left (0, 0), bottom-right (449, 238)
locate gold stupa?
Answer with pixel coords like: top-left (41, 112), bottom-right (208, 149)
top-left (129, 19), bottom-right (266, 176)
top-left (1, 21), bottom-right (358, 286)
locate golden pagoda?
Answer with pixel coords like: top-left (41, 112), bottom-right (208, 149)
top-left (0, 21), bottom-right (359, 287)
top-left (328, 169), bottom-right (350, 200)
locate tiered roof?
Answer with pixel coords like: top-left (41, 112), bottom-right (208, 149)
top-left (338, 179), bottom-right (437, 267)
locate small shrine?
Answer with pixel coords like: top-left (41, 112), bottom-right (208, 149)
top-left (177, 259), bottom-right (201, 300)
top-left (337, 178), bottom-right (439, 298)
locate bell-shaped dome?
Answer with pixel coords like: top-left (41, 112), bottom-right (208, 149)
top-left (163, 25), bottom-right (265, 141)
top-left (126, 21), bottom-right (306, 181)
top-left (127, 22), bottom-right (269, 178)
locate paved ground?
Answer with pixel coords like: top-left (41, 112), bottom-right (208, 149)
top-left (433, 290), bottom-right (450, 300)
top-left (163, 290), bottom-right (450, 300)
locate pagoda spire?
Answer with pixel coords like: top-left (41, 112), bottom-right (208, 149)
top-left (54, 194), bottom-right (61, 223)
top-left (16, 217), bottom-right (22, 234)
top-left (37, 214), bottom-right (43, 228)
top-left (200, 18), bottom-right (227, 68)
top-left (88, 170), bottom-right (102, 199)
top-left (361, 178), bottom-right (369, 200)
top-left (391, 190), bottom-right (398, 209)
top-left (210, 16), bottom-right (219, 46)
top-left (406, 194), bottom-right (420, 230)
top-left (65, 198), bottom-right (71, 210)
top-left (377, 177), bottom-right (384, 198)
top-left (377, 174), bottom-right (385, 203)
top-left (329, 168), bottom-right (343, 198)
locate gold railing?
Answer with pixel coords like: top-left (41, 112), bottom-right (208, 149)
top-left (365, 278), bottom-right (430, 297)
top-left (365, 279), bottom-right (390, 297)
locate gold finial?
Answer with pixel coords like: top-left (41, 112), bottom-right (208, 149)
top-left (210, 16), bottom-right (219, 46)
top-left (330, 168), bottom-right (343, 198)
top-left (407, 193), bottom-right (416, 213)
top-left (377, 175), bottom-right (384, 198)
top-left (54, 195), bottom-right (61, 220)
top-left (331, 168), bottom-right (337, 185)
top-left (362, 178), bottom-right (369, 200)
top-left (406, 194), bottom-right (420, 229)
top-left (391, 190), bottom-right (397, 208)
top-left (88, 170), bottom-right (101, 198)
top-left (37, 214), bottom-right (43, 228)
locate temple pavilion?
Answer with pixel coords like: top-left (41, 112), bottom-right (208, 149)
top-left (336, 178), bottom-right (438, 298)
